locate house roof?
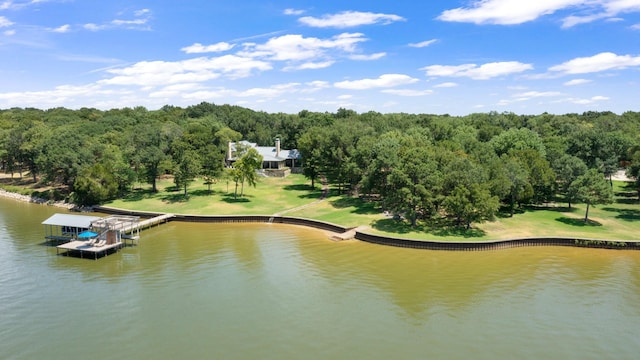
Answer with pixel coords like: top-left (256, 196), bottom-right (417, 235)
top-left (229, 141), bottom-right (301, 162)
top-left (41, 213), bottom-right (102, 228)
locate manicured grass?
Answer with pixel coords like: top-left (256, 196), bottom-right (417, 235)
top-left (289, 188), bottom-right (383, 227)
top-left (291, 181), bottom-right (640, 241)
top-left (31, 173), bottom-right (640, 242)
top-left (106, 174), bottom-right (322, 215)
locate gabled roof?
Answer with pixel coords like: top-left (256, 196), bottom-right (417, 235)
top-left (41, 213), bottom-right (102, 228)
top-left (229, 141), bottom-right (301, 162)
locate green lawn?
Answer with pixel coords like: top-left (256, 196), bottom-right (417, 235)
top-left (106, 174), bottom-right (322, 215)
top-left (105, 177), bottom-right (640, 241)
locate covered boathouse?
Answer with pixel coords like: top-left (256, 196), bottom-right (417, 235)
top-left (42, 213), bottom-right (141, 259)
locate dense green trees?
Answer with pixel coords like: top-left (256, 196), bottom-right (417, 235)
top-left (0, 104), bottom-right (638, 231)
top-left (569, 169), bottom-right (614, 223)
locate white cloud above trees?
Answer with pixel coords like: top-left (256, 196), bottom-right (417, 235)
top-left (422, 61), bottom-right (533, 79)
top-left (298, 11), bottom-right (405, 28)
top-left (181, 42), bottom-right (235, 54)
top-left (549, 52), bottom-right (640, 74)
top-left (438, 0), bottom-right (640, 27)
top-left (334, 74), bottom-right (419, 89)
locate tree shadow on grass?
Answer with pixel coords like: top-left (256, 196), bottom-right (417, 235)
top-left (371, 218), bottom-right (486, 238)
top-left (161, 193), bottom-right (189, 203)
top-left (189, 189), bottom-right (224, 197)
top-left (120, 188), bottom-right (156, 202)
top-left (615, 198), bottom-right (639, 205)
top-left (329, 196), bottom-right (380, 215)
top-left (221, 194), bottom-right (251, 203)
top-left (283, 184), bottom-right (315, 191)
top-left (555, 217), bottom-right (602, 227)
top-left (496, 205), bottom-right (577, 219)
top-left (615, 183), bottom-right (639, 204)
top-left (372, 218), bottom-right (426, 234)
top-left (602, 207), bottom-right (640, 221)
top-left (282, 184), bottom-right (323, 199)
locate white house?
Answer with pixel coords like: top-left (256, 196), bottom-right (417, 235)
top-left (227, 139), bottom-right (302, 177)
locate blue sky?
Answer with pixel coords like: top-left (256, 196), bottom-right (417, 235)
top-left (0, 0), bottom-right (639, 115)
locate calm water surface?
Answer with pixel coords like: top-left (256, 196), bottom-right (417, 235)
top-left (1, 197), bottom-right (639, 359)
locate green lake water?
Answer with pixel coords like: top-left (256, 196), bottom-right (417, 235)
top-left (1, 196), bottom-right (639, 359)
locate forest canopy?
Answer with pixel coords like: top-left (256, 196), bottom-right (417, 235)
top-left (1, 104), bottom-right (639, 227)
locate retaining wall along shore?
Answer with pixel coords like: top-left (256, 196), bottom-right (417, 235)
top-left (93, 205), bottom-right (640, 251)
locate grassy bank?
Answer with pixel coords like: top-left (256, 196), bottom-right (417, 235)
top-left (106, 175), bottom-right (322, 215)
top-left (287, 180), bottom-right (639, 241)
top-left (104, 175), bottom-right (640, 241)
top-left (3, 173), bottom-right (639, 241)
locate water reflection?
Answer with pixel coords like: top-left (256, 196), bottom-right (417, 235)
top-left (2, 196), bottom-right (640, 359)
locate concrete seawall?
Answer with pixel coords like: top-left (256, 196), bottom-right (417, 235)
top-left (354, 232), bottom-right (640, 251)
top-left (93, 206), bottom-right (350, 234)
top-left (93, 206), bottom-right (640, 251)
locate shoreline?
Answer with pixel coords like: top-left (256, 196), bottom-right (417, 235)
top-left (0, 188), bottom-right (76, 210)
top-left (3, 186), bottom-right (639, 251)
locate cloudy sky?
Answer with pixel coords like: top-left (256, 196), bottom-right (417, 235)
top-left (0, 0), bottom-right (639, 115)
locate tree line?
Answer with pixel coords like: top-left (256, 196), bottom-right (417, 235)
top-left (1, 104), bottom-right (639, 227)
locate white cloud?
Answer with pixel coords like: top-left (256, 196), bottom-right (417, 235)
top-left (564, 78), bottom-right (592, 86)
top-left (180, 83), bottom-right (303, 101)
top-left (409, 39), bottom-right (438, 48)
top-left (0, 16), bottom-right (14, 28)
top-left (514, 91), bottom-right (563, 99)
top-left (111, 18), bottom-right (148, 27)
top-left (99, 55), bottom-right (272, 86)
top-left (498, 90), bottom-right (563, 105)
top-left (238, 83), bottom-right (300, 98)
top-left (561, 14), bottom-right (607, 28)
top-left (4, 29), bottom-right (15, 35)
top-left (239, 32), bottom-right (367, 69)
top-left (632, 23), bottom-right (640, 29)
top-left (334, 74), bottom-right (419, 90)
top-left (422, 61), bottom-right (533, 79)
top-left (559, 95), bottom-right (609, 104)
top-left (305, 80), bottom-right (330, 89)
top-left (181, 42), bottom-right (235, 54)
top-left (283, 61), bottom-right (335, 71)
top-left (0, 83), bottom-right (124, 108)
top-left (549, 52), bottom-right (640, 74)
top-left (149, 83), bottom-right (206, 98)
top-left (299, 11), bottom-right (405, 28)
top-left (434, 82), bottom-right (458, 88)
top-left (337, 94), bottom-right (353, 99)
top-left (1, 0), bottom-right (56, 11)
top-left (438, 0), bottom-right (583, 25)
top-left (83, 23), bottom-right (105, 31)
top-left (381, 89), bottom-right (434, 96)
top-left (135, 9), bottom-right (151, 17)
top-left (83, 8), bottom-right (152, 31)
top-left (50, 24), bottom-right (70, 33)
top-left (348, 52), bottom-right (386, 60)
top-left (284, 8), bottom-right (305, 15)
top-left (438, 0), bottom-right (640, 27)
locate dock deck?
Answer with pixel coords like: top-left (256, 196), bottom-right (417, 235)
top-left (56, 240), bottom-right (123, 260)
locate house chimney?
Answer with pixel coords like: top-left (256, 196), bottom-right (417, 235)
top-left (275, 138), bottom-right (281, 158)
top-left (227, 141), bottom-right (233, 161)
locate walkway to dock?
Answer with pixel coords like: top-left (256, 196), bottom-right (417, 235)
top-left (123, 213), bottom-right (174, 233)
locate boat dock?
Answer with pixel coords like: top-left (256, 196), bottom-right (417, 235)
top-left (44, 213), bottom-right (176, 259)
